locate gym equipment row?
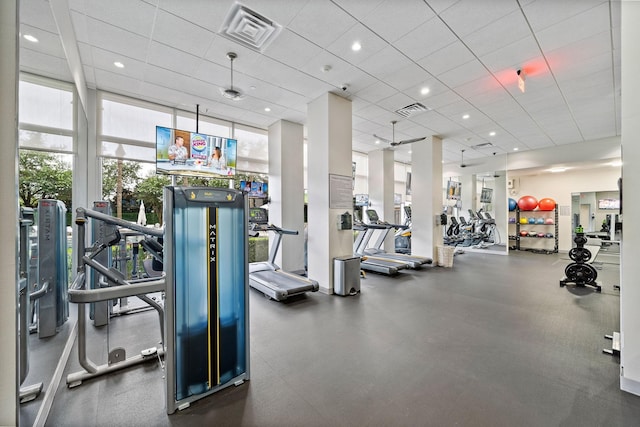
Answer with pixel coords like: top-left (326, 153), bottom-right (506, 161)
top-left (443, 210), bottom-right (500, 249)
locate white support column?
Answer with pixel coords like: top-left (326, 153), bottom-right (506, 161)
top-left (460, 174), bottom-right (475, 215)
top-left (268, 120), bottom-right (305, 272)
top-left (0, 0), bottom-right (19, 424)
top-left (307, 93), bottom-right (353, 294)
top-left (620, 0), bottom-right (640, 396)
top-left (368, 149), bottom-right (395, 252)
top-left (411, 136), bottom-right (443, 259)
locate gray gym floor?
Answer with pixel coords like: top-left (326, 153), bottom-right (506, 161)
top-left (39, 248), bottom-right (640, 426)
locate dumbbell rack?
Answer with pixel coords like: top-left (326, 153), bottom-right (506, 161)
top-left (510, 204), bottom-right (559, 254)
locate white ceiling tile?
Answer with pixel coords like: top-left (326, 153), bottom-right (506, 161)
top-left (376, 92), bottom-right (418, 115)
top-left (19, 24), bottom-right (66, 58)
top-left (151, 9), bottom-right (216, 57)
top-left (437, 59), bottom-right (489, 88)
top-left (463, 9), bottom-right (531, 57)
top-left (156, 0), bottom-right (231, 33)
top-left (326, 23), bottom-right (388, 66)
top-left (264, 29), bottom-right (324, 70)
top-left (523, 0), bottom-right (606, 32)
top-left (417, 40), bottom-right (475, 76)
top-left (535, 3), bottom-right (611, 52)
top-left (83, 17), bottom-right (151, 60)
top-left (20, 0), bottom-right (59, 33)
top-left (439, 1), bottom-right (519, 38)
top-left (353, 81), bottom-right (397, 104)
top-left (76, 0), bottom-right (157, 38)
top-left (423, 90), bottom-right (463, 110)
top-left (229, 0), bottom-right (310, 27)
top-left (360, 0), bottom-right (436, 42)
top-left (479, 36), bottom-right (543, 75)
top-left (394, 16), bottom-right (458, 60)
top-left (90, 46), bottom-right (147, 80)
top-left (357, 45), bottom-right (413, 79)
top-left (288, 0), bottom-right (357, 48)
top-left (95, 68), bottom-right (144, 95)
top-left (19, 49), bottom-right (72, 81)
top-left (383, 63), bottom-right (432, 92)
top-left (146, 42), bottom-right (202, 77)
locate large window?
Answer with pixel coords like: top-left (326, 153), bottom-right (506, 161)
top-left (19, 76), bottom-right (75, 153)
top-left (234, 124), bottom-right (268, 174)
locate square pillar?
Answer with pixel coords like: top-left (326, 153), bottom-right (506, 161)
top-left (307, 93), bottom-right (353, 294)
top-left (368, 149), bottom-right (395, 251)
top-left (411, 136), bottom-right (443, 258)
top-left (268, 120), bottom-right (305, 272)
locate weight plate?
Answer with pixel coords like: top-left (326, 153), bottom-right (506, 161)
top-left (565, 263), bottom-right (598, 285)
top-left (568, 247), bottom-right (592, 262)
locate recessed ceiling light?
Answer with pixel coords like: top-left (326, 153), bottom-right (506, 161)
top-left (351, 41), bottom-right (362, 51)
top-left (489, 131), bottom-right (496, 136)
top-left (114, 61), bottom-right (124, 68)
top-left (549, 167), bottom-right (567, 173)
top-left (420, 87), bottom-right (430, 95)
top-left (23, 34), bottom-right (38, 43)
top-left (513, 147), bottom-right (519, 151)
top-left (408, 150), bottom-right (412, 154)
top-left (264, 107), bottom-right (271, 112)
top-left (375, 140), bottom-right (380, 145)
top-left (610, 160), bottom-right (622, 167)
top-left (462, 114), bottom-right (470, 120)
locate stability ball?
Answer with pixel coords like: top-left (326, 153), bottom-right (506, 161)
top-left (536, 217), bottom-right (545, 225)
top-left (528, 217), bottom-right (536, 224)
top-left (518, 195), bottom-right (538, 211)
top-left (544, 218), bottom-right (555, 225)
top-left (509, 217), bottom-right (516, 223)
top-left (520, 217), bottom-right (528, 224)
top-left (538, 198), bottom-right (556, 211)
top-left (508, 198), bottom-right (517, 211)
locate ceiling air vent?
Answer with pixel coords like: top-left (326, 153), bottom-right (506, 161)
top-left (394, 102), bottom-right (430, 118)
top-left (473, 142), bottom-right (493, 148)
top-left (220, 2), bottom-right (282, 53)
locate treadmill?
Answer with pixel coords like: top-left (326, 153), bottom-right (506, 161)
top-left (353, 212), bottom-right (410, 276)
top-left (248, 208), bottom-right (319, 301)
top-left (363, 209), bottom-right (432, 268)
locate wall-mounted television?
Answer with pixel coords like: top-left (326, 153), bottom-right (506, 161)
top-left (156, 126), bottom-right (237, 178)
top-left (480, 187), bottom-right (493, 204)
top-left (598, 198), bottom-right (620, 210)
top-left (446, 180), bottom-right (461, 200)
top-left (240, 180), bottom-right (268, 198)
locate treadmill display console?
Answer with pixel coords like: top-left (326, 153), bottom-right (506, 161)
top-left (249, 208), bottom-right (268, 224)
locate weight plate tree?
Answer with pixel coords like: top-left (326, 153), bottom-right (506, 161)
top-left (560, 228), bottom-right (601, 292)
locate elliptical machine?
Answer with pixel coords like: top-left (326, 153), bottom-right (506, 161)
top-left (560, 225), bottom-right (601, 292)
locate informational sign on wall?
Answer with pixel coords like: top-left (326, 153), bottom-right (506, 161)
top-left (329, 174), bottom-right (353, 209)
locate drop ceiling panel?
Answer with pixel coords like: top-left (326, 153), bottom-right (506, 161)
top-left (354, 81), bottom-right (398, 104)
top-left (146, 42), bottom-right (203, 78)
top-left (479, 35), bottom-right (542, 74)
top-left (263, 29), bottom-right (324, 70)
top-left (82, 17), bottom-right (151, 60)
top-left (438, 0), bottom-right (519, 38)
top-left (417, 40), bottom-right (476, 76)
top-left (357, 45), bottom-right (413, 80)
top-left (20, 0), bottom-right (59, 33)
top-left (91, 46), bottom-right (147, 81)
top-left (288, 0), bottom-right (356, 49)
top-left (326, 23), bottom-right (388, 66)
top-left (376, 92), bottom-right (417, 114)
top-left (155, 0), bottom-right (231, 34)
top-left (151, 9), bottom-right (216, 57)
top-left (437, 59), bottom-right (490, 88)
top-left (20, 49), bottom-right (72, 81)
top-left (94, 68), bottom-right (143, 95)
top-left (535, 3), bottom-right (611, 52)
top-left (523, 0), bottom-right (606, 32)
top-left (360, 0), bottom-right (436, 43)
top-left (72, 0), bottom-right (157, 38)
top-left (20, 25), bottom-right (66, 58)
top-left (383, 63), bottom-right (432, 92)
top-left (394, 16), bottom-right (458, 60)
top-left (463, 9), bottom-right (532, 57)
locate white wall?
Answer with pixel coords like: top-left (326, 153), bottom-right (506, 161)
top-left (510, 166), bottom-right (620, 252)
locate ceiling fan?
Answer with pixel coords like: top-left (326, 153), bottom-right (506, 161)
top-left (220, 52), bottom-right (244, 101)
top-left (374, 120), bottom-right (426, 147)
top-left (459, 149), bottom-right (482, 168)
